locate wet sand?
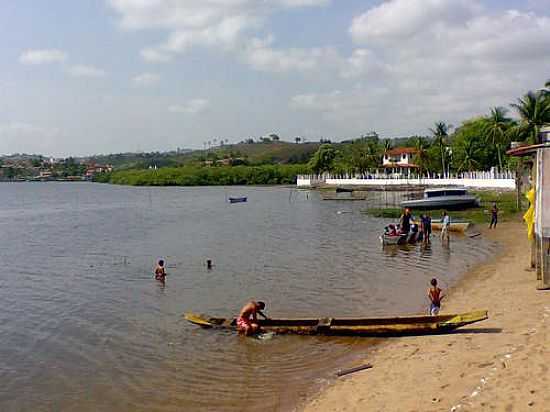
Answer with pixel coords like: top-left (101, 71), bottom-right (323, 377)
top-left (303, 220), bottom-right (550, 412)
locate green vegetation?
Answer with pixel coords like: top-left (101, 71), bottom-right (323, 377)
top-left (361, 191), bottom-right (522, 224)
top-left (95, 164), bottom-right (308, 186)
top-left (92, 78), bottom-right (549, 186)
top-left (300, 79), bottom-right (550, 176)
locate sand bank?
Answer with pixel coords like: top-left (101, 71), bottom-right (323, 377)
top-left (303, 220), bottom-right (550, 412)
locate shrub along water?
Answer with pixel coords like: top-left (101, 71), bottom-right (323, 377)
top-left (94, 164), bottom-right (308, 186)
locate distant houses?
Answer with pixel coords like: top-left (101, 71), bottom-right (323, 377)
top-left (382, 147), bottom-right (419, 175)
top-left (0, 155), bottom-right (112, 181)
top-left (84, 163), bottom-right (113, 179)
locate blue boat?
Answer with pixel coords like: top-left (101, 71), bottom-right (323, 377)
top-left (228, 197), bottom-right (247, 203)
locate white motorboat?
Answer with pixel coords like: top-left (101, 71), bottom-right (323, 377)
top-left (400, 188), bottom-right (479, 210)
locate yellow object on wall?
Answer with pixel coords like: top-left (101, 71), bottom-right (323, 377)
top-left (523, 187), bottom-right (536, 240)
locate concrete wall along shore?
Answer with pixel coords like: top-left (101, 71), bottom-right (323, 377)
top-left (297, 171), bottom-right (516, 190)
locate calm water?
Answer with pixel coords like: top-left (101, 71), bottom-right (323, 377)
top-left (0, 183), bottom-right (496, 412)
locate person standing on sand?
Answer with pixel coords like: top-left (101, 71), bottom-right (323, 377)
top-left (237, 301), bottom-right (269, 336)
top-left (427, 278), bottom-right (444, 315)
top-left (489, 202), bottom-right (499, 229)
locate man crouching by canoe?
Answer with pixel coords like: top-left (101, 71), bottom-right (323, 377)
top-left (237, 301), bottom-right (268, 336)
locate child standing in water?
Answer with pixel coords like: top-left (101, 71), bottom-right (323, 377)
top-left (154, 259), bottom-right (167, 282)
top-left (427, 278), bottom-right (444, 315)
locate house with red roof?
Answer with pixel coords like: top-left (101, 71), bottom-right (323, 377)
top-left (382, 147), bottom-right (419, 174)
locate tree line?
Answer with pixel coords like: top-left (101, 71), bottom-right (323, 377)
top-left (308, 79), bottom-right (550, 175)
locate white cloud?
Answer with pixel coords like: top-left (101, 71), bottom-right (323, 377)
top-left (292, 0), bottom-right (550, 134)
top-left (141, 48), bottom-right (172, 63)
top-left (108, 0), bottom-right (333, 72)
top-left (67, 65), bottom-right (107, 78)
top-left (168, 99), bottom-right (209, 115)
top-left (19, 49), bottom-right (67, 65)
top-left (0, 122), bottom-right (61, 154)
top-left (242, 36), bottom-right (341, 73)
top-left (132, 72), bottom-right (160, 86)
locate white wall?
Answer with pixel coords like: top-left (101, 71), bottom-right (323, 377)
top-left (297, 176), bottom-right (515, 190)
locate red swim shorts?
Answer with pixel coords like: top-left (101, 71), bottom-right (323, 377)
top-left (237, 317), bottom-right (251, 331)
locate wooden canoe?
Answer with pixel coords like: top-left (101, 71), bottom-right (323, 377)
top-left (412, 220), bottom-right (470, 233)
top-left (184, 310), bottom-right (488, 336)
top-left (430, 221), bottom-right (470, 232)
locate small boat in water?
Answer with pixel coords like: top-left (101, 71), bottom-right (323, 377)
top-left (380, 223), bottom-right (422, 246)
top-left (184, 310), bottom-right (488, 336)
top-left (228, 197), bottom-right (247, 203)
top-left (380, 233), bottom-right (408, 245)
top-left (401, 188), bottom-right (479, 210)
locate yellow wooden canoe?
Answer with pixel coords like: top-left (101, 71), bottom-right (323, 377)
top-left (184, 310), bottom-right (488, 336)
top-left (412, 220), bottom-right (470, 232)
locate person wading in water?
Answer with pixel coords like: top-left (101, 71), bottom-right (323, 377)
top-left (427, 278), bottom-right (445, 315)
top-left (154, 259), bottom-right (167, 283)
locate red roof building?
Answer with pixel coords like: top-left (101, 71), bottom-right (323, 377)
top-left (382, 147), bottom-right (419, 169)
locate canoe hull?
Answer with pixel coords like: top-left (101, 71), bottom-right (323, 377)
top-left (184, 310), bottom-right (488, 337)
top-left (431, 221), bottom-right (470, 232)
top-left (411, 220), bottom-right (471, 233)
top-left (401, 196), bottom-right (479, 210)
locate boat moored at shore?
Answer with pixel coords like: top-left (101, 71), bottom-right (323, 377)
top-left (184, 310), bottom-right (488, 336)
top-left (401, 188), bottom-right (480, 210)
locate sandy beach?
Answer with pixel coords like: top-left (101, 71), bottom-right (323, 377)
top-left (303, 220), bottom-right (550, 412)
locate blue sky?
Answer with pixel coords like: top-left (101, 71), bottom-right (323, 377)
top-left (1, 0), bottom-right (549, 156)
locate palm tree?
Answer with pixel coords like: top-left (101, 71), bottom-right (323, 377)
top-left (412, 137), bottom-right (429, 176)
top-left (457, 139), bottom-right (480, 172)
top-left (484, 107), bottom-right (512, 171)
top-left (430, 122), bottom-right (450, 176)
top-left (382, 139), bottom-right (392, 154)
top-left (510, 91), bottom-right (550, 144)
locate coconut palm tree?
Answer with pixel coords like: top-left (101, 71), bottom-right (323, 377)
top-left (412, 137), bottom-right (429, 176)
top-left (430, 122), bottom-right (450, 175)
top-left (510, 91), bottom-right (550, 144)
top-left (457, 139), bottom-right (480, 172)
top-left (484, 107), bottom-right (512, 171)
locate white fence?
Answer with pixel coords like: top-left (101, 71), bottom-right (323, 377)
top-left (297, 171), bottom-right (516, 190)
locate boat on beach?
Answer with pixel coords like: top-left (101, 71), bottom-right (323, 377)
top-left (228, 196), bottom-right (247, 203)
top-left (401, 187), bottom-right (480, 210)
top-left (184, 310), bottom-right (488, 336)
top-left (430, 219), bottom-right (470, 232)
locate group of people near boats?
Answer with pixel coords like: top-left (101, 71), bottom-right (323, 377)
top-left (384, 208), bottom-right (451, 243)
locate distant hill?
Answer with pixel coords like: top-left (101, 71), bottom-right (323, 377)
top-left (85, 141), bottom-right (321, 169)
top-left (198, 141), bottom-right (321, 164)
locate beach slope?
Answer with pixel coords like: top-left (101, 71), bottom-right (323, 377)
top-left (304, 221), bottom-right (550, 412)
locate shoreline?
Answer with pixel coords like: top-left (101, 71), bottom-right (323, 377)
top-left (301, 219), bottom-right (549, 412)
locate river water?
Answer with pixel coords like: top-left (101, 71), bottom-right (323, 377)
top-left (0, 183), bottom-right (495, 412)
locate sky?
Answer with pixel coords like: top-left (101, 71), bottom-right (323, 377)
top-left (1, 0), bottom-right (549, 157)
